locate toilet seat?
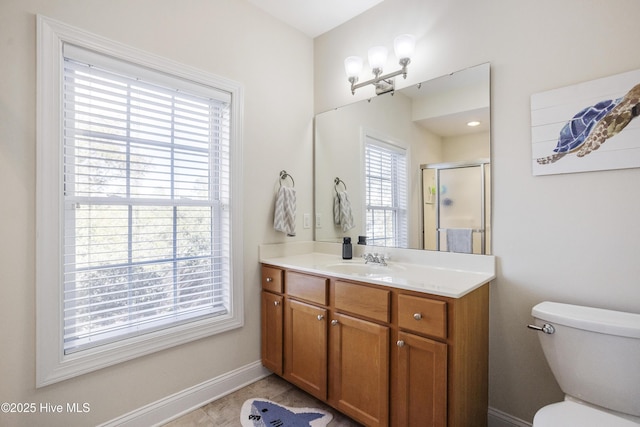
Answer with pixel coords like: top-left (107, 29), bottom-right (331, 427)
top-left (533, 401), bottom-right (640, 427)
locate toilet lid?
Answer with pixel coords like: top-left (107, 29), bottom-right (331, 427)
top-left (534, 401), bottom-right (640, 427)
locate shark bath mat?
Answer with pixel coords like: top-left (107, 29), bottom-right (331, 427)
top-left (240, 398), bottom-right (333, 427)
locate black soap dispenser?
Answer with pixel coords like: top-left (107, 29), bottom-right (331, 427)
top-left (342, 237), bottom-right (352, 260)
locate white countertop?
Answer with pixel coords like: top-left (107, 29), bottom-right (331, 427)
top-left (259, 244), bottom-right (495, 298)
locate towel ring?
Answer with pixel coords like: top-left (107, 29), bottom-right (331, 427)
top-left (279, 170), bottom-right (295, 188)
top-left (334, 177), bottom-right (347, 193)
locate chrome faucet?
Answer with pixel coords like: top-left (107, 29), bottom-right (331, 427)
top-left (363, 252), bottom-right (388, 266)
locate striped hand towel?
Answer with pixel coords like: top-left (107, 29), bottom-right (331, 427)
top-left (333, 190), bottom-right (355, 232)
top-left (274, 186), bottom-right (296, 236)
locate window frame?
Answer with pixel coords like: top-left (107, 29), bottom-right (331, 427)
top-left (36, 15), bottom-right (244, 387)
top-left (362, 130), bottom-right (409, 248)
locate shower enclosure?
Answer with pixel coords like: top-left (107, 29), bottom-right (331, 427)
top-left (421, 159), bottom-right (491, 254)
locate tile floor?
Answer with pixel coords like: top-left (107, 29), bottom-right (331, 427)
top-left (162, 374), bottom-right (363, 426)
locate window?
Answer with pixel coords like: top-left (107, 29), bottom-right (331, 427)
top-left (36, 16), bottom-right (244, 386)
top-left (364, 135), bottom-right (408, 247)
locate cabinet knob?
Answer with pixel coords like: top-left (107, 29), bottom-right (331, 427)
top-left (397, 340), bottom-right (405, 348)
top-left (317, 314), bottom-right (324, 321)
top-left (331, 319), bottom-right (339, 326)
top-left (265, 277), bottom-right (273, 282)
top-left (413, 313), bottom-right (422, 321)
top-left (274, 300), bottom-right (280, 306)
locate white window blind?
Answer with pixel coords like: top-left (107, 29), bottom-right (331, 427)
top-left (62, 44), bottom-right (231, 353)
top-left (364, 137), bottom-right (408, 248)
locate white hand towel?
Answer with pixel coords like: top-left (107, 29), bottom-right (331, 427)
top-left (335, 190), bottom-right (355, 232)
top-left (274, 186), bottom-right (296, 236)
top-left (446, 228), bottom-right (473, 254)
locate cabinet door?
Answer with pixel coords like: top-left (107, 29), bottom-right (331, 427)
top-left (329, 312), bottom-right (389, 427)
top-left (261, 291), bottom-right (283, 375)
top-left (396, 331), bottom-right (447, 427)
top-left (284, 298), bottom-right (328, 400)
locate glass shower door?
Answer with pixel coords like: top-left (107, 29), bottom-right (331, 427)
top-left (422, 161), bottom-right (489, 254)
top-left (438, 165), bottom-right (483, 253)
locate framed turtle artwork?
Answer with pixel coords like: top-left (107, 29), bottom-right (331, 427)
top-left (531, 68), bottom-right (640, 176)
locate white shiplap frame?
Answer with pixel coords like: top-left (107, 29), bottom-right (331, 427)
top-left (35, 15), bottom-right (244, 387)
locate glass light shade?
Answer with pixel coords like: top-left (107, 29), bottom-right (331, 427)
top-left (368, 46), bottom-right (388, 70)
top-left (393, 34), bottom-right (415, 60)
top-left (344, 56), bottom-right (363, 78)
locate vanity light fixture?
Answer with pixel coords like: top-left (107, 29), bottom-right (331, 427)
top-left (344, 34), bottom-right (416, 95)
top-left (467, 120), bottom-right (481, 127)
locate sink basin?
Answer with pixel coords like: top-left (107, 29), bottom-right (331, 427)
top-left (323, 262), bottom-right (405, 276)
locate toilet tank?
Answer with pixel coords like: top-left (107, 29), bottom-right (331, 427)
top-left (531, 301), bottom-right (640, 417)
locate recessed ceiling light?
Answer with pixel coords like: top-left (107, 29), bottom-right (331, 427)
top-left (467, 121), bottom-right (481, 127)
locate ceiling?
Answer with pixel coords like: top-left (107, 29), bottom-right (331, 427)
top-left (247, 0), bottom-right (384, 38)
top-left (401, 64), bottom-right (491, 138)
top-left (414, 107), bottom-right (490, 138)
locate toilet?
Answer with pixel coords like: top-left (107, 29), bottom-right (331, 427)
top-left (529, 301), bottom-right (640, 426)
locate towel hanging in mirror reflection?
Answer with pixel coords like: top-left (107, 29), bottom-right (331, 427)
top-left (333, 178), bottom-right (354, 232)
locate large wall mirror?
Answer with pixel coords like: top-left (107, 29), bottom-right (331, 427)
top-left (314, 63), bottom-right (491, 254)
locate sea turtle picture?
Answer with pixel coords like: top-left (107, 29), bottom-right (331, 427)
top-left (537, 83), bottom-right (640, 165)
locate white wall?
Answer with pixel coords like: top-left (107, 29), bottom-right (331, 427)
top-left (443, 131), bottom-right (490, 162)
top-left (315, 0), bottom-right (640, 422)
top-left (0, 0), bottom-right (313, 425)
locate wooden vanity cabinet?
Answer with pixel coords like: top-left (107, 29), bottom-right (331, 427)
top-left (392, 283), bottom-right (489, 427)
top-left (262, 268), bottom-right (330, 400)
top-left (329, 280), bottom-right (391, 426)
top-left (329, 311), bottom-right (390, 427)
top-left (394, 293), bottom-right (448, 425)
top-left (260, 266), bottom-right (284, 375)
top-left (283, 271), bottom-right (329, 401)
top-left (395, 331), bottom-right (447, 426)
top-left (260, 264), bottom-right (489, 427)
top-left (284, 298), bottom-right (328, 400)
top-left (260, 291), bottom-right (283, 375)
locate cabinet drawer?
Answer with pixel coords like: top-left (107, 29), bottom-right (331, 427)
top-left (286, 271), bottom-right (328, 305)
top-left (262, 266), bottom-right (284, 293)
top-left (398, 294), bottom-right (447, 339)
top-left (334, 281), bottom-right (390, 323)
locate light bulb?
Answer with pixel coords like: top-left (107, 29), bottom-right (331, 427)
top-left (344, 56), bottom-right (363, 79)
top-left (394, 34), bottom-right (415, 61)
top-left (368, 46), bottom-right (388, 72)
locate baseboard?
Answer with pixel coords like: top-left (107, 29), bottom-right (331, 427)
top-left (488, 407), bottom-right (532, 427)
top-left (98, 361), bottom-right (271, 427)
top-left (100, 366), bottom-right (531, 427)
